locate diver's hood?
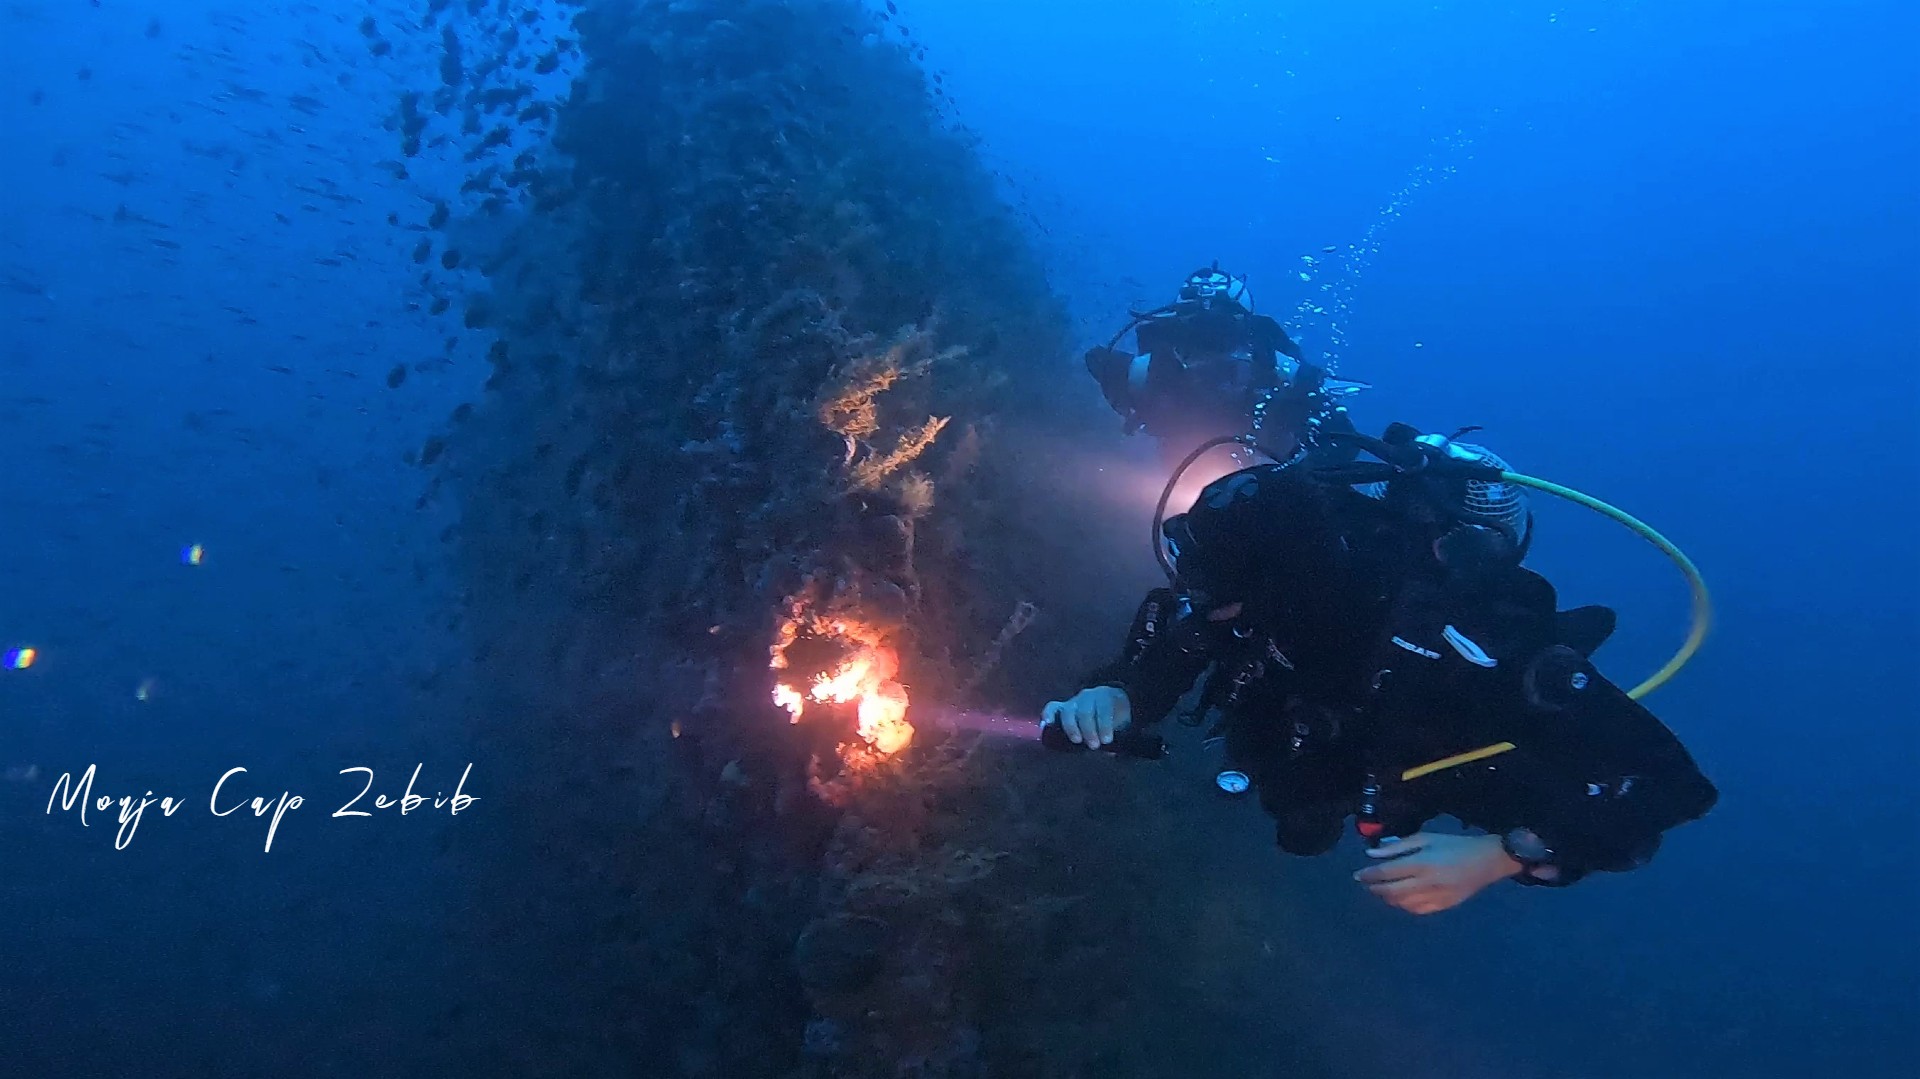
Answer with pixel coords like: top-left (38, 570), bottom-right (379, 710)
top-left (1179, 264), bottom-right (1253, 312)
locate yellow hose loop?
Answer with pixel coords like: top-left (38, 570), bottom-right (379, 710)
top-left (1499, 472), bottom-right (1712, 700)
top-left (1401, 741), bottom-right (1517, 782)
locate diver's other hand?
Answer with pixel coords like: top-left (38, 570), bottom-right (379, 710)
top-left (1352, 833), bottom-right (1521, 915)
top-left (1040, 687), bottom-right (1133, 747)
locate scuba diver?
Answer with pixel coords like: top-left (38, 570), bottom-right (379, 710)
top-left (1040, 423), bottom-right (1719, 914)
top-left (1084, 263), bottom-right (1368, 470)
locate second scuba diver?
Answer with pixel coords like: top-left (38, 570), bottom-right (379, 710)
top-left (1083, 263), bottom-right (1369, 471)
top-left (1042, 424), bottom-right (1719, 915)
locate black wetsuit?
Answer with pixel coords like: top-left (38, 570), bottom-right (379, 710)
top-left (1086, 308), bottom-right (1357, 461)
top-left (1086, 463), bottom-right (1718, 885)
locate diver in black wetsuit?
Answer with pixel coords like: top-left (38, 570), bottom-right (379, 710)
top-left (1083, 264), bottom-right (1367, 469)
top-left (1042, 424), bottom-right (1718, 914)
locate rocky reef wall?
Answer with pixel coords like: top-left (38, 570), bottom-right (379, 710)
top-left (427, 2), bottom-right (1180, 1074)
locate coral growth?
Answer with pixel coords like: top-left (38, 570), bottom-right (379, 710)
top-left (818, 329), bottom-right (960, 495)
top-left (851, 415), bottom-right (950, 493)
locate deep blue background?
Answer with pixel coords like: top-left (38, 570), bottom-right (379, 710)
top-left (1, 3), bottom-right (489, 1071)
top-left (1, 1), bottom-right (1913, 1075)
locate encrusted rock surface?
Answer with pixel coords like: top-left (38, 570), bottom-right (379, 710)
top-left (431, 2), bottom-right (1175, 1074)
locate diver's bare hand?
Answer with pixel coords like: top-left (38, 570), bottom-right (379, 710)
top-left (1352, 833), bottom-right (1521, 915)
top-left (1040, 687), bottom-right (1132, 747)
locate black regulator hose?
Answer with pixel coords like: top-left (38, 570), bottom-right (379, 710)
top-left (1153, 434), bottom-right (1258, 582)
top-left (1106, 303), bottom-right (1181, 351)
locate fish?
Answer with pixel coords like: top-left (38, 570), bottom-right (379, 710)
top-left (111, 204), bottom-right (166, 227)
top-left (441, 26), bottom-right (464, 87)
top-left (1, 268), bottom-right (51, 298)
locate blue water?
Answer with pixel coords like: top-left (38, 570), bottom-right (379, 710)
top-left (2, 1), bottom-right (1914, 1075)
top-left (913, 1), bottom-right (1919, 1071)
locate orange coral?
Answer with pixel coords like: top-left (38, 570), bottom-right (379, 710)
top-left (849, 415), bottom-right (949, 491)
top-left (770, 610), bottom-right (914, 755)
